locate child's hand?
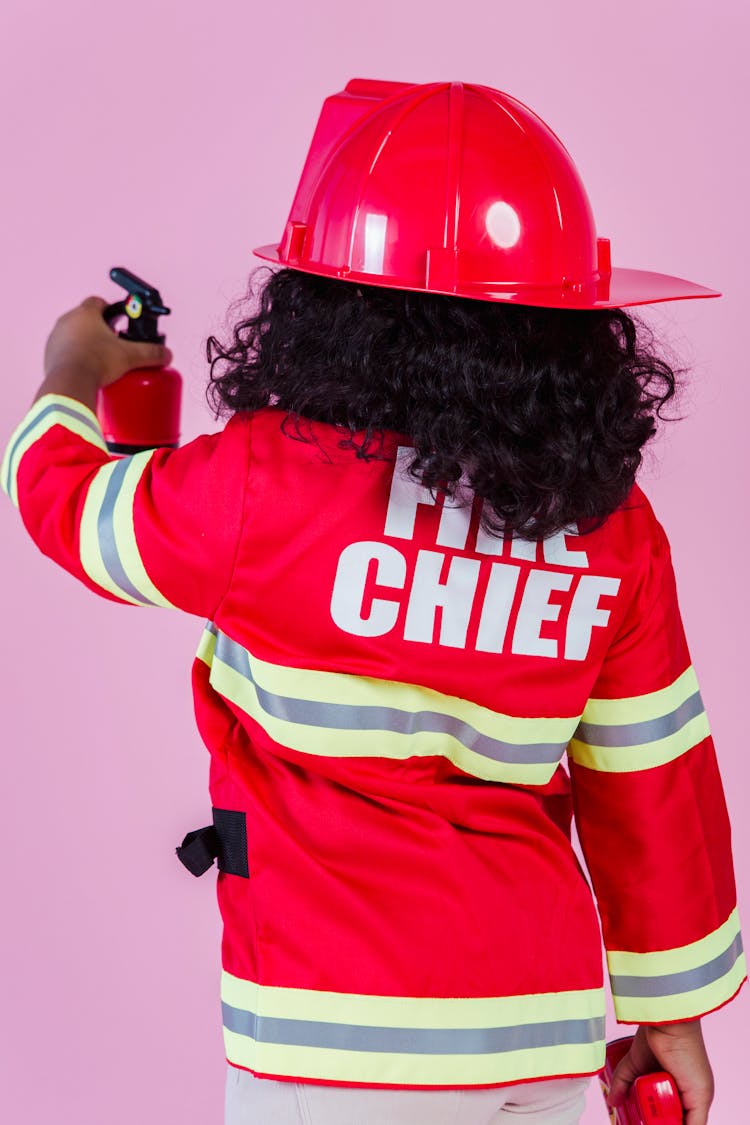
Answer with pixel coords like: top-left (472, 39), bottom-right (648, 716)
top-left (608, 1020), bottom-right (714, 1125)
top-left (43, 296), bottom-right (172, 388)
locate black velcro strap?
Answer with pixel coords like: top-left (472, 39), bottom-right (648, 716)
top-left (176, 825), bottom-right (220, 877)
top-left (176, 810), bottom-right (249, 878)
top-left (213, 808), bottom-right (249, 878)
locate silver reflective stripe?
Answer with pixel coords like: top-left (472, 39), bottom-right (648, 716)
top-left (207, 625), bottom-right (569, 767)
top-left (4, 401), bottom-right (102, 494)
top-left (96, 458), bottom-right (160, 606)
top-left (221, 1003), bottom-right (605, 1055)
top-left (611, 933), bottom-right (744, 998)
top-left (575, 691), bottom-right (704, 748)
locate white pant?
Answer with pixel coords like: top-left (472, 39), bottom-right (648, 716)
top-left (225, 1066), bottom-right (591, 1124)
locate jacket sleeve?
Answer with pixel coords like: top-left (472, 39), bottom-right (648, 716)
top-left (1, 393), bottom-right (250, 618)
top-left (568, 513), bottom-right (746, 1024)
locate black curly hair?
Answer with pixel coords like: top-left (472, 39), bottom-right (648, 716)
top-left (206, 267), bottom-right (681, 541)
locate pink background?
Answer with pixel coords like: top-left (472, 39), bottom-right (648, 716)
top-left (1, 2), bottom-right (747, 1121)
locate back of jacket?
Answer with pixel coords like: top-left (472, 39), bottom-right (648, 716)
top-left (2, 396), bottom-right (745, 1089)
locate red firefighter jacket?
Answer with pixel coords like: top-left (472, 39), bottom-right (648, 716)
top-left (2, 393), bottom-right (746, 1088)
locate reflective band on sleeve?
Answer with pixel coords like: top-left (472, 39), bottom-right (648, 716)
top-left (575, 691), bottom-right (704, 749)
top-left (579, 667), bottom-right (700, 726)
top-left (611, 935), bottom-right (743, 998)
top-left (220, 971), bottom-right (605, 1085)
top-left (1, 394), bottom-right (107, 507)
top-left (607, 907), bottom-right (747, 1021)
top-left (79, 451), bottom-right (176, 607)
top-left (568, 666), bottom-right (710, 772)
top-left (196, 625), bottom-right (579, 783)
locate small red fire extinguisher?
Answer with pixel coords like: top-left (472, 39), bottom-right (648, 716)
top-left (599, 1036), bottom-right (683, 1123)
top-left (99, 267), bottom-right (182, 453)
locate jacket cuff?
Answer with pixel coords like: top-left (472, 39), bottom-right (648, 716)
top-left (607, 907), bottom-right (746, 1023)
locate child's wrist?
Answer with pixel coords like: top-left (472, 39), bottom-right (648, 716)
top-left (644, 1018), bottom-right (702, 1037)
top-left (35, 366), bottom-right (101, 411)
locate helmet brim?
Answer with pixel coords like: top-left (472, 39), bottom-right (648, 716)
top-left (590, 267), bottom-right (720, 309)
top-left (253, 246), bottom-right (720, 309)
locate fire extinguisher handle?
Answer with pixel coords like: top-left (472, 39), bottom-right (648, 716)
top-left (103, 267), bottom-right (171, 345)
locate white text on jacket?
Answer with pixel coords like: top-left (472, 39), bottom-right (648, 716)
top-left (330, 449), bottom-right (621, 660)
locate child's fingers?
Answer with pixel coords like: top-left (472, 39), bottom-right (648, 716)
top-left (606, 1029), bottom-right (661, 1109)
top-left (607, 1053), bottom-right (638, 1107)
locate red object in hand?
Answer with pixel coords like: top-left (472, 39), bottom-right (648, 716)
top-left (599, 1037), bottom-right (683, 1124)
top-left (98, 365), bottom-right (182, 452)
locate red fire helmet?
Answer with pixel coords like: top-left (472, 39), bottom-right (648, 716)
top-left (254, 78), bottom-right (719, 309)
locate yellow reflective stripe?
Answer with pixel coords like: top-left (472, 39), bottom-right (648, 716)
top-left (250, 658), bottom-right (571, 748)
top-left (582, 667), bottom-right (699, 726)
top-left (79, 453), bottom-right (175, 607)
top-left (104, 452), bottom-right (175, 607)
top-left (568, 711), bottom-right (710, 773)
top-left (210, 656), bottom-right (557, 783)
top-left (608, 908), bottom-right (746, 1022)
top-left (611, 956), bottom-right (746, 1024)
top-left (607, 908), bottom-right (742, 978)
top-left (221, 971), bottom-right (605, 1085)
top-left (223, 1031), bottom-right (605, 1085)
top-left (79, 462), bottom-right (140, 604)
top-left (570, 666), bottom-right (709, 772)
top-left (1, 394), bottom-right (107, 507)
top-left (196, 627), bottom-right (577, 784)
top-left (196, 627), bottom-right (217, 664)
top-left (221, 971), bottom-right (605, 1029)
